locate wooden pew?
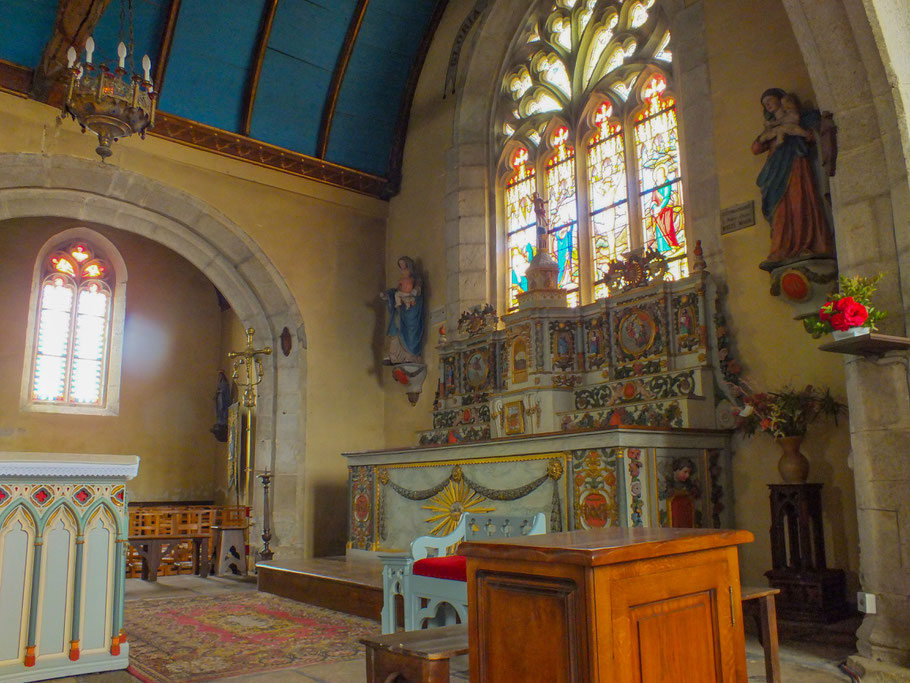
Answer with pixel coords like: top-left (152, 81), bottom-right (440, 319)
top-left (126, 505), bottom-right (247, 580)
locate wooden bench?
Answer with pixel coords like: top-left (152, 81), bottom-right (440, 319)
top-left (361, 623), bottom-right (468, 683)
top-left (741, 585), bottom-right (781, 683)
top-left (126, 505), bottom-right (247, 579)
top-left (128, 534), bottom-right (211, 582)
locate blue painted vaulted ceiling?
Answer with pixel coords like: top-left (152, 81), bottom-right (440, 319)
top-left (0, 0), bottom-right (447, 193)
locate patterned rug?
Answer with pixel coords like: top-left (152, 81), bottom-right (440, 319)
top-left (125, 591), bottom-right (378, 682)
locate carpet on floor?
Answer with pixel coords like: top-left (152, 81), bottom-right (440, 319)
top-left (124, 591), bottom-right (378, 682)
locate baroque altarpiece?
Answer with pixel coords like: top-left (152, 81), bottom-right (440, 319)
top-left (345, 251), bottom-right (743, 552)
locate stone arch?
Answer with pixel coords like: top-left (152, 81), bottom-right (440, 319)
top-left (0, 153), bottom-right (306, 553)
top-left (446, 0), bottom-right (722, 323)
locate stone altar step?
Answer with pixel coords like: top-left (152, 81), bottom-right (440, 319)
top-left (257, 555), bottom-right (388, 621)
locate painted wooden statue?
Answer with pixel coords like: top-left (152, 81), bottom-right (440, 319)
top-left (751, 88), bottom-right (835, 269)
top-left (381, 255), bottom-right (425, 365)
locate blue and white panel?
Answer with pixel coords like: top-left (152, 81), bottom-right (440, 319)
top-left (0, 508), bottom-right (36, 664)
top-left (36, 508), bottom-right (77, 659)
top-left (80, 508), bottom-right (115, 654)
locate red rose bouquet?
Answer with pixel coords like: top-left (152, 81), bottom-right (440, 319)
top-left (804, 274), bottom-right (886, 338)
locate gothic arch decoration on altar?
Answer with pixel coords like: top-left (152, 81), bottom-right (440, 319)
top-left (497, 0), bottom-right (687, 311)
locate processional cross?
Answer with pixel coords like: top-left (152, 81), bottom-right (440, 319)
top-left (228, 327), bottom-right (271, 507)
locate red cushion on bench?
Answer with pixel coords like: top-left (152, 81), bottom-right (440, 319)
top-left (413, 554), bottom-right (467, 582)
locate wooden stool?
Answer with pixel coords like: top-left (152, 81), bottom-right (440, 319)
top-left (361, 623), bottom-right (468, 683)
top-left (212, 525), bottom-right (247, 576)
top-left (741, 585), bottom-right (781, 683)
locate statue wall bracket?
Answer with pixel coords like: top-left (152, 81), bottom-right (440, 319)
top-left (765, 255), bottom-right (838, 318)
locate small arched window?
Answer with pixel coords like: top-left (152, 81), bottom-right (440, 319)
top-left (22, 231), bottom-right (126, 414)
top-left (499, 0), bottom-right (687, 311)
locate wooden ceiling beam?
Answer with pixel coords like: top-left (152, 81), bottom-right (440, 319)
top-left (30, 0), bottom-right (113, 101)
top-left (241, 0), bottom-right (279, 136)
top-left (316, 0), bottom-right (370, 159)
top-left (153, 0), bottom-right (182, 98)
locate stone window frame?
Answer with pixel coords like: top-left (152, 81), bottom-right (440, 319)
top-left (19, 227), bottom-right (128, 416)
top-left (444, 0), bottom-right (722, 326)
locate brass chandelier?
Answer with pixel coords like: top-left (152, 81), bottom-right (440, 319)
top-left (61, 0), bottom-right (157, 160)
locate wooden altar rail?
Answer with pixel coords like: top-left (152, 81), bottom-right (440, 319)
top-left (125, 505), bottom-right (248, 578)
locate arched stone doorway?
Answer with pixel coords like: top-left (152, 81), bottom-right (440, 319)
top-left (0, 152), bottom-right (307, 556)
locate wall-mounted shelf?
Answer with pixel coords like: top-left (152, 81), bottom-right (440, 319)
top-left (818, 332), bottom-right (910, 357)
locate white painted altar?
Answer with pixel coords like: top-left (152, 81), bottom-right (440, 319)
top-left (0, 452), bottom-right (138, 682)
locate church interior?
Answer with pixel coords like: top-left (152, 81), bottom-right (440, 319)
top-left (1, 0), bottom-right (909, 681)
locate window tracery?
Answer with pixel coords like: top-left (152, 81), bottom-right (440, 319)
top-left (498, 0), bottom-right (687, 310)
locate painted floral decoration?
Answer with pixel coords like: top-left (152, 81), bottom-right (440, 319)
top-left (736, 385), bottom-right (844, 438)
top-left (803, 274), bottom-right (886, 338)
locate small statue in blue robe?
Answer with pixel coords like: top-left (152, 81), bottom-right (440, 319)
top-left (380, 256), bottom-right (425, 364)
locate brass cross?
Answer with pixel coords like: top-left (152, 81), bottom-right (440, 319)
top-left (228, 327), bottom-right (272, 408)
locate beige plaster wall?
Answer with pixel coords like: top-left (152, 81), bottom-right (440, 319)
top-left (0, 92), bottom-right (390, 557)
top-left (702, 0), bottom-right (858, 589)
top-left (385, 0), bottom-right (473, 438)
top-left (0, 218), bottom-right (221, 501)
top-left (386, 0), bottom-right (859, 589)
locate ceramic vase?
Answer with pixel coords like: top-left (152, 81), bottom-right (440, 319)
top-left (776, 435), bottom-right (809, 484)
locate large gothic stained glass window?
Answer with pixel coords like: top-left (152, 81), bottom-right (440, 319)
top-left (30, 241), bottom-right (113, 406)
top-left (497, 0), bottom-right (687, 310)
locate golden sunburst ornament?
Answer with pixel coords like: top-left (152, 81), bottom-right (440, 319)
top-left (422, 480), bottom-right (495, 535)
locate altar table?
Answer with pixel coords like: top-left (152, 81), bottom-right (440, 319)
top-left (460, 526), bottom-right (753, 682)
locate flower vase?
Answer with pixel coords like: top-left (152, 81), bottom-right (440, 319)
top-left (776, 435), bottom-right (809, 484)
top-left (832, 326), bottom-right (870, 341)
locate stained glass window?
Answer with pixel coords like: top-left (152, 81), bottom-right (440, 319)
top-left (635, 73), bottom-right (686, 279)
top-left (589, 102), bottom-right (629, 300)
top-left (498, 0), bottom-right (687, 310)
top-left (506, 148), bottom-right (537, 310)
top-left (546, 127), bottom-right (580, 305)
top-left (31, 241), bottom-right (112, 406)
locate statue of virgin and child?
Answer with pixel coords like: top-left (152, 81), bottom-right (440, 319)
top-left (380, 256), bottom-right (425, 364)
top-left (751, 88), bottom-right (835, 269)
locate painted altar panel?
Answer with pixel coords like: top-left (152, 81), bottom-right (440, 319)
top-left (651, 448), bottom-right (732, 530)
top-left (345, 429), bottom-right (731, 553)
top-left (374, 454), bottom-right (568, 552)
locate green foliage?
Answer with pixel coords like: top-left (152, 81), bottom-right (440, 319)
top-left (803, 274), bottom-right (887, 338)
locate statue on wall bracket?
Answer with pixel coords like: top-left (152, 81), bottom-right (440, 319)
top-left (381, 255), bottom-right (427, 405)
top-left (752, 88), bottom-right (838, 316)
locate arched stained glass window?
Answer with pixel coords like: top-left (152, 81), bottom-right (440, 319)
top-left (498, 0), bottom-right (687, 310)
top-left (30, 240), bottom-right (113, 406)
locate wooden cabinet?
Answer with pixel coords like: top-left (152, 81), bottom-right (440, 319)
top-left (460, 527), bottom-right (753, 683)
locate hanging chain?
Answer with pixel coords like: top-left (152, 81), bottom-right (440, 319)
top-left (118, 0), bottom-right (136, 73)
top-left (128, 0), bottom-right (136, 74)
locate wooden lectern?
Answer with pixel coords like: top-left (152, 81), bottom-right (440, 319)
top-left (460, 527), bottom-right (753, 683)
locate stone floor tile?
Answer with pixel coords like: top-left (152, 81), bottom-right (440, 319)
top-left (293, 657), bottom-right (367, 683)
top-left (204, 669), bottom-right (309, 682)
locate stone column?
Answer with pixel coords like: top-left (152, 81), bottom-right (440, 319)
top-left (846, 354), bottom-right (910, 674)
